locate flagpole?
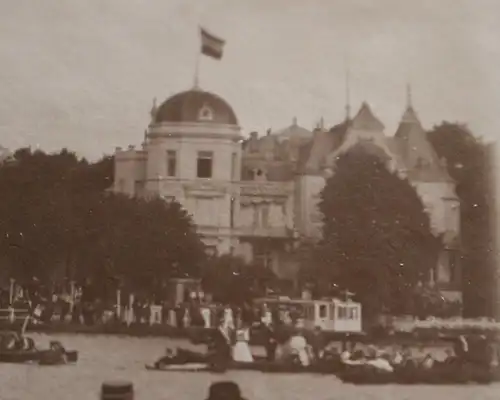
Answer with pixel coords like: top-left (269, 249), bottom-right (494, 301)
top-left (193, 27), bottom-right (201, 89)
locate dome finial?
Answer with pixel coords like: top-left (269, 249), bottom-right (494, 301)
top-left (292, 117), bottom-right (297, 126)
top-left (150, 97), bottom-right (158, 123)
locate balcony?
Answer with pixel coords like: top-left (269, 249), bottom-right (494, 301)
top-left (239, 181), bottom-right (292, 197)
top-left (236, 226), bottom-right (291, 238)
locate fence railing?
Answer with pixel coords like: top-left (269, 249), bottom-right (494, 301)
top-left (0, 308), bottom-right (30, 323)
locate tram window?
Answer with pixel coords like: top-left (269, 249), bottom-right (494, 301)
top-left (319, 305), bottom-right (327, 318)
top-left (338, 306), bottom-right (346, 319)
top-left (351, 307), bottom-right (358, 319)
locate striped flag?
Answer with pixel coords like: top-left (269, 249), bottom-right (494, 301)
top-left (200, 27), bottom-right (225, 60)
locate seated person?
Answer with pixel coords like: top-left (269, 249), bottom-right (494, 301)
top-left (364, 349), bottom-right (394, 373)
top-left (420, 354), bottom-right (435, 370)
top-left (154, 348), bottom-right (180, 368)
top-left (341, 349), bottom-right (365, 366)
top-left (277, 330), bottom-right (310, 366)
top-left (4, 333), bottom-right (29, 351)
top-left (49, 341), bottom-right (68, 364)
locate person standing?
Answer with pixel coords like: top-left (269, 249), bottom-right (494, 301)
top-left (309, 326), bottom-right (325, 362)
top-left (232, 323), bottom-right (254, 363)
top-left (262, 322), bottom-right (278, 362)
top-left (209, 321), bottom-right (233, 370)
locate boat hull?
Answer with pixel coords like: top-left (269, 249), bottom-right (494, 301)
top-left (145, 359), bottom-right (342, 374)
top-left (0, 350), bottom-right (78, 365)
top-left (338, 364), bottom-right (499, 385)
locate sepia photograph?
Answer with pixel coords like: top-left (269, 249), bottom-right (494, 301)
top-left (0, 0), bottom-right (499, 399)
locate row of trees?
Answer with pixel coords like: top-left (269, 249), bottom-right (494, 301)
top-left (0, 148), bottom-right (206, 299)
top-left (299, 122), bottom-right (495, 319)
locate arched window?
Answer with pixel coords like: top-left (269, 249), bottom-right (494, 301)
top-left (198, 104), bottom-right (214, 121)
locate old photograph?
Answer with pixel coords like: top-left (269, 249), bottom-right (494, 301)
top-left (0, 0), bottom-right (499, 399)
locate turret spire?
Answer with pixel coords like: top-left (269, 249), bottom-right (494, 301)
top-left (344, 52), bottom-right (351, 121)
top-left (406, 83), bottom-right (413, 109)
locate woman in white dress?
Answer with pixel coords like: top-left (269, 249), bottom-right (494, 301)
top-left (232, 325), bottom-right (254, 363)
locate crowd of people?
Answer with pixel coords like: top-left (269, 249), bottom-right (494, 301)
top-left (153, 304), bottom-right (500, 377)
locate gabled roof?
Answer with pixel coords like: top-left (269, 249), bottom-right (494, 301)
top-left (297, 121), bottom-right (350, 175)
top-left (351, 102), bottom-right (385, 131)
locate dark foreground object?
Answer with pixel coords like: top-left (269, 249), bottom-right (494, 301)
top-left (207, 382), bottom-right (246, 400)
top-left (101, 381), bottom-right (134, 400)
top-left (0, 348), bottom-right (78, 365)
top-left (0, 333), bottom-right (78, 366)
top-left (338, 363), bottom-right (499, 385)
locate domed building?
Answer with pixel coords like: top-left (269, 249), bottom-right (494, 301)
top-left (114, 86), bottom-right (462, 301)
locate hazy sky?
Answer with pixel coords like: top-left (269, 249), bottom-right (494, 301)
top-left (1, 0), bottom-right (499, 159)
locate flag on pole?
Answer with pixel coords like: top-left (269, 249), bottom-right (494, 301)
top-left (200, 27), bottom-right (225, 60)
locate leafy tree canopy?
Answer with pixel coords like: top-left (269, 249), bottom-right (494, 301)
top-left (313, 148), bottom-right (441, 318)
top-left (0, 148), bottom-right (206, 298)
top-left (202, 254), bottom-right (276, 305)
top-left (427, 122), bottom-right (496, 317)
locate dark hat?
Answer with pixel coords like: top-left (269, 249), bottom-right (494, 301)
top-left (206, 381), bottom-right (245, 400)
top-left (101, 381), bottom-right (134, 400)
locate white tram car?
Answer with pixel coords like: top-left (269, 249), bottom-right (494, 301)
top-left (254, 297), bottom-right (362, 333)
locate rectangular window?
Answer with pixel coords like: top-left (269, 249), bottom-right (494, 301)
top-left (231, 152), bottom-right (238, 181)
top-left (197, 151), bottom-right (213, 178)
top-left (118, 179), bottom-right (125, 193)
top-left (261, 205), bottom-right (270, 227)
top-left (166, 150), bottom-right (177, 177)
top-left (230, 196), bottom-right (235, 228)
top-left (252, 205), bottom-right (259, 228)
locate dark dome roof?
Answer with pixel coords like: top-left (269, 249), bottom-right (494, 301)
top-left (155, 89), bottom-right (238, 125)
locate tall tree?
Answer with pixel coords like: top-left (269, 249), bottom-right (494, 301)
top-left (202, 254), bottom-right (275, 304)
top-left (0, 148), bottom-right (207, 297)
top-left (427, 122), bottom-right (496, 317)
top-left (314, 149), bottom-right (441, 318)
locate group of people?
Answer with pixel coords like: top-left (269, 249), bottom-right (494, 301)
top-left (339, 334), bottom-right (500, 374)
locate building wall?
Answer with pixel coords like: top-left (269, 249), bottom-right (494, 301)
top-left (295, 175), bottom-right (325, 238)
top-left (113, 112), bottom-right (461, 292)
top-left (413, 181), bottom-right (460, 238)
top-left (114, 147), bottom-right (147, 196)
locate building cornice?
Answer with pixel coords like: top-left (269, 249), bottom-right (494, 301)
top-left (147, 122), bottom-right (243, 142)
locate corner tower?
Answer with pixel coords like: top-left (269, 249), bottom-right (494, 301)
top-left (115, 87), bottom-right (243, 255)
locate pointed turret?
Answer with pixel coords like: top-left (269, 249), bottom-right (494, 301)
top-left (351, 102), bottom-right (385, 131)
top-left (394, 88), bottom-right (452, 183)
top-left (401, 84), bottom-right (420, 124)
